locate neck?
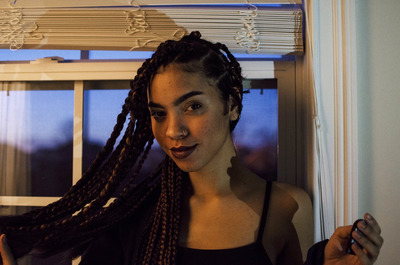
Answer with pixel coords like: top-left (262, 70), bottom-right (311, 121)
top-left (187, 156), bottom-right (249, 200)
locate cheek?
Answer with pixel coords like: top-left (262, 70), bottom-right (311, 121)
top-left (151, 121), bottom-right (164, 144)
top-left (190, 115), bottom-right (226, 139)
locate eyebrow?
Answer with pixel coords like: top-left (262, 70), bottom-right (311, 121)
top-left (148, 91), bottom-right (204, 108)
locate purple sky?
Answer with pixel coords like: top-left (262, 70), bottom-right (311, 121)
top-left (1, 49), bottom-right (278, 152)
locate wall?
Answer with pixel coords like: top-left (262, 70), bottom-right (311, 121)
top-left (356, 0), bottom-right (400, 263)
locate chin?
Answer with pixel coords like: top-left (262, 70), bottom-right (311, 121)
top-left (172, 160), bottom-right (201, 173)
top-left (174, 163), bottom-right (196, 173)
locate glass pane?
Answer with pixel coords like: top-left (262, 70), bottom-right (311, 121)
top-left (82, 87), bottom-right (129, 173)
top-left (82, 84), bottom-right (164, 182)
top-left (0, 49), bottom-right (80, 61)
top-left (82, 80), bottom-right (278, 182)
top-left (88, 50), bottom-right (285, 60)
top-left (233, 88), bottom-right (278, 180)
top-left (0, 82), bottom-right (74, 196)
top-left (83, 82), bottom-right (130, 147)
top-left (88, 50), bottom-right (154, 60)
top-left (234, 53), bottom-right (283, 60)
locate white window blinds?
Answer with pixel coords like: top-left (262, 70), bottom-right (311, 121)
top-left (0, 0), bottom-right (302, 8)
top-left (0, 4), bottom-right (303, 55)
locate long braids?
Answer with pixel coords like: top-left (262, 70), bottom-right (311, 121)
top-left (0, 52), bottom-right (159, 259)
top-left (0, 31), bottom-right (243, 265)
top-left (134, 31), bottom-right (243, 265)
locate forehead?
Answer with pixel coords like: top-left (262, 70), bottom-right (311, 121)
top-left (148, 65), bottom-right (218, 103)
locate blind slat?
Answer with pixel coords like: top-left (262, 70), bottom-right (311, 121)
top-left (1, 0), bottom-right (302, 8)
top-left (0, 6), bottom-right (303, 54)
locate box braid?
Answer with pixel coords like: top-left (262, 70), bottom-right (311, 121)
top-left (0, 31), bottom-right (243, 264)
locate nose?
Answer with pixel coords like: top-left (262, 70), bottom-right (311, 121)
top-left (166, 115), bottom-right (188, 140)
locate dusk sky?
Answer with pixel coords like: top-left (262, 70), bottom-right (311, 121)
top-left (0, 87), bottom-right (277, 152)
top-left (1, 49), bottom-right (278, 152)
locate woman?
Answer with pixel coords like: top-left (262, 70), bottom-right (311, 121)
top-left (0, 32), bottom-right (383, 265)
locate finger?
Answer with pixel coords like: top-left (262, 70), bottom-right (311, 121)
top-left (357, 216), bottom-right (384, 250)
top-left (333, 225), bottom-right (352, 239)
top-left (330, 225), bottom-right (353, 252)
top-left (0, 234), bottom-right (17, 265)
top-left (352, 225), bottom-right (382, 263)
top-left (364, 213), bottom-right (382, 235)
top-left (351, 241), bottom-right (372, 265)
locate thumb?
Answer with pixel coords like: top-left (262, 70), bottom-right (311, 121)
top-left (0, 234), bottom-right (17, 265)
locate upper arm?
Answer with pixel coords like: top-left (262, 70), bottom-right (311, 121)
top-left (276, 221), bottom-right (303, 265)
top-left (276, 183), bottom-right (314, 262)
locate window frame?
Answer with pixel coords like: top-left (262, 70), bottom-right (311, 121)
top-left (0, 59), bottom-right (298, 204)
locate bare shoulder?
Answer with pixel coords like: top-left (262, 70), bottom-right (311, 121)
top-left (269, 182), bottom-right (311, 218)
top-left (268, 182), bottom-right (314, 261)
top-left (268, 182), bottom-right (296, 218)
top-left (273, 182), bottom-right (312, 213)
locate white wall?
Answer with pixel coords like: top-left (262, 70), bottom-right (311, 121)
top-left (356, 0), bottom-right (400, 263)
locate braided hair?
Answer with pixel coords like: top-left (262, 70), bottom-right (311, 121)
top-left (0, 31), bottom-right (243, 264)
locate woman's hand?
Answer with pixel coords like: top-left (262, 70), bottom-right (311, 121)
top-left (324, 213), bottom-right (383, 265)
top-left (0, 234), bottom-right (17, 265)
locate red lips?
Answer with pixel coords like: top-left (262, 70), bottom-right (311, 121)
top-left (170, 145), bottom-right (197, 159)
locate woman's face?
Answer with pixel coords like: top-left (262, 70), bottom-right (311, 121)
top-left (148, 65), bottom-right (238, 173)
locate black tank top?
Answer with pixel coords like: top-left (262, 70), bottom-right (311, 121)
top-left (176, 181), bottom-right (274, 265)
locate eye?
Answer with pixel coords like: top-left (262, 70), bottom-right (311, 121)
top-left (150, 110), bottom-right (166, 121)
top-left (186, 102), bottom-right (202, 112)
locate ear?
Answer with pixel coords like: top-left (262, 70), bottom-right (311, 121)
top-left (228, 95), bottom-right (240, 122)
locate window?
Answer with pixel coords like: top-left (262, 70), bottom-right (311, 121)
top-left (0, 59), bottom-right (296, 265)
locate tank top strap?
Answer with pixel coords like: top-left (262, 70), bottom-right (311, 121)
top-left (256, 181), bottom-right (272, 243)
